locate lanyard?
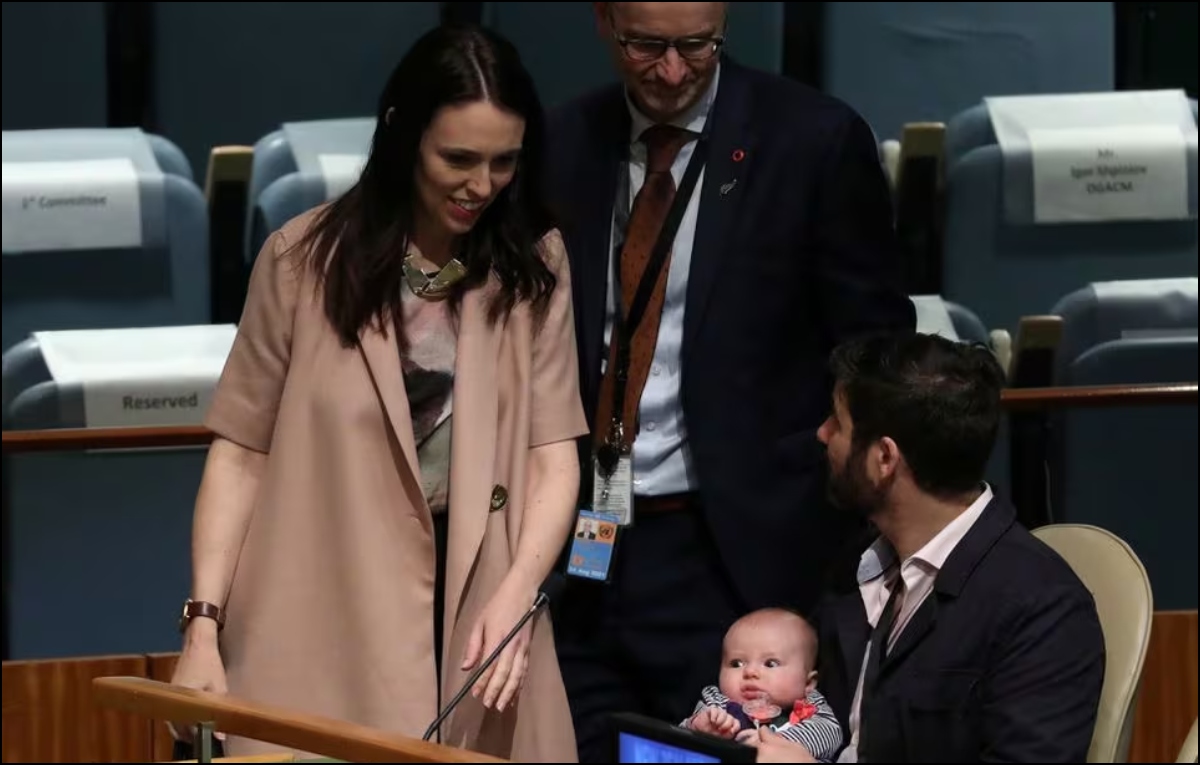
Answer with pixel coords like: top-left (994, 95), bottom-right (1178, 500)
top-left (598, 129), bottom-right (710, 473)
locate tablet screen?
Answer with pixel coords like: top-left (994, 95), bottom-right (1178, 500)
top-left (618, 731), bottom-right (721, 763)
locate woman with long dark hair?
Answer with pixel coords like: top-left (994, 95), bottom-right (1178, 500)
top-left (170, 24), bottom-right (585, 761)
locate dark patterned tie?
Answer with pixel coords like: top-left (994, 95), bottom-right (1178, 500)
top-left (858, 576), bottom-right (903, 760)
top-left (593, 124), bottom-right (695, 453)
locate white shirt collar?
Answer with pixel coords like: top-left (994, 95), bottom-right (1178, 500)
top-left (857, 483), bottom-right (995, 585)
top-left (626, 63), bottom-right (721, 143)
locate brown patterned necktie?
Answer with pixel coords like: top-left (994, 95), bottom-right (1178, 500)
top-left (594, 124), bottom-right (695, 456)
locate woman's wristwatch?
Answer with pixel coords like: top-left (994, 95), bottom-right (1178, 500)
top-left (178, 599), bottom-right (225, 634)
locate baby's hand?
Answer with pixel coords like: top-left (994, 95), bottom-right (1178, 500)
top-left (689, 706), bottom-right (740, 738)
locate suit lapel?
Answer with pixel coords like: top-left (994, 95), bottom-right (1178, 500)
top-left (574, 90), bottom-right (628, 413)
top-left (358, 322), bottom-right (425, 512)
top-left (361, 280), bottom-right (502, 736)
top-left (835, 593), bottom-right (870, 693)
top-left (881, 594), bottom-right (938, 676)
top-left (879, 496), bottom-right (1013, 678)
top-left (684, 60), bottom-right (757, 355)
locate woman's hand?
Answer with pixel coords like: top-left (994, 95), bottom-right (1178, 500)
top-left (168, 620), bottom-right (228, 742)
top-left (460, 439), bottom-right (577, 712)
top-left (461, 576), bottom-right (538, 712)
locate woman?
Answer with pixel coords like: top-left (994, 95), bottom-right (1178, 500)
top-left (170, 24), bottom-right (586, 762)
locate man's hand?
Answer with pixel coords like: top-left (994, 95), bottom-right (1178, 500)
top-left (689, 706), bottom-right (741, 739)
top-left (736, 728), bottom-right (760, 745)
top-left (755, 726), bottom-right (817, 762)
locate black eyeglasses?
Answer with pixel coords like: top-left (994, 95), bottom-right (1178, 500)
top-left (613, 32), bottom-right (725, 62)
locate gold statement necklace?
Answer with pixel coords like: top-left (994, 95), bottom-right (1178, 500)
top-left (402, 250), bottom-right (468, 300)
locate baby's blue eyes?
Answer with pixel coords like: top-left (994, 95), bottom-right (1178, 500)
top-left (727, 658), bottom-right (782, 668)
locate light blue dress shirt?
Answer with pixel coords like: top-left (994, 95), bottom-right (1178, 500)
top-left (601, 66), bottom-right (721, 497)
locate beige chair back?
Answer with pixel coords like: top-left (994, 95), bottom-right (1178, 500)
top-left (1032, 524), bottom-right (1153, 763)
top-left (879, 139), bottom-right (901, 190)
top-left (1177, 717), bottom-right (1198, 763)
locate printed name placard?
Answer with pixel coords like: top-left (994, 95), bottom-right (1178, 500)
top-left (34, 325), bottom-right (237, 428)
top-left (84, 375), bottom-right (217, 428)
top-left (910, 295), bottom-right (960, 341)
top-left (317, 153), bottom-right (367, 199)
top-left (2, 158), bottom-right (143, 253)
top-left (1092, 276), bottom-right (1198, 302)
top-left (1027, 125), bottom-right (1189, 223)
top-left (986, 90), bottom-right (1197, 225)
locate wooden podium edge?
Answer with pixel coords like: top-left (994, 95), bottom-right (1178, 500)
top-left (91, 676), bottom-right (506, 764)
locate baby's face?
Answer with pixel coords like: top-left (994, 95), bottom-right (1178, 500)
top-left (718, 617), bottom-right (816, 706)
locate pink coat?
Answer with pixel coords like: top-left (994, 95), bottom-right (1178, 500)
top-left (205, 208), bottom-right (587, 761)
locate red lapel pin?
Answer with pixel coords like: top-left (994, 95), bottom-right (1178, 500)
top-left (732, 149), bottom-right (746, 162)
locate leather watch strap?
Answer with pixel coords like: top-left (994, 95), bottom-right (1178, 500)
top-left (179, 599), bottom-right (225, 633)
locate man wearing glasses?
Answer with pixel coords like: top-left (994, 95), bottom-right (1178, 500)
top-left (545, 4), bottom-right (915, 760)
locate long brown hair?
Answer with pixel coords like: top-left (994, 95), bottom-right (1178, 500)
top-left (295, 24), bottom-right (556, 347)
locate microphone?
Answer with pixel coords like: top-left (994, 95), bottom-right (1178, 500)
top-left (422, 573), bottom-right (566, 742)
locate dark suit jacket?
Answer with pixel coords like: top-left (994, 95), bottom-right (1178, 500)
top-left (816, 497), bottom-right (1106, 762)
top-left (545, 58), bottom-right (916, 611)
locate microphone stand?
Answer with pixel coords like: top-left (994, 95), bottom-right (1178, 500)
top-left (422, 590), bottom-right (551, 742)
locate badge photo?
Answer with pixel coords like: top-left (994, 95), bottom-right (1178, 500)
top-left (565, 509), bottom-right (622, 583)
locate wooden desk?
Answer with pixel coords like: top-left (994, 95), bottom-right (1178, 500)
top-left (1, 425), bottom-right (212, 454)
top-left (2, 383), bottom-right (1195, 455)
top-left (999, 382), bottom-right (1197, 410)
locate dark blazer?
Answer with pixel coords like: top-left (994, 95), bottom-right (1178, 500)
top-left (545, 58), bottom-right (916, 611)
top-left (816, 496), bottom-right (1106, 762)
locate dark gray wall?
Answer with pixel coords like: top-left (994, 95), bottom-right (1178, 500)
top-left (824, 2), bottom-right (1116, 141)
top-left (2, 1), bottom-right (108, 130)
top-left (153, 2), bottom-right (441, 179)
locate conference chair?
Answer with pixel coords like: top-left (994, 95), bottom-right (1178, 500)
top-left (2, 127), bottom-right (210, 352)
top-left (2, 126), bottom-right (215, 660)
top-left (1032, 524), bottom-right (1153, 763)
top-left (1178, 718), bottom-right (1199, 763)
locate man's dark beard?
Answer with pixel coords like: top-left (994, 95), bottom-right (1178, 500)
top-left (826, 445), bottom-right (886, 520)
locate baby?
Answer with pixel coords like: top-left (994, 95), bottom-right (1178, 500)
top-left (682, 608), bottom-right (843, 761)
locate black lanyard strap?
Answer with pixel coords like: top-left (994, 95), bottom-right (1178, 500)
top-left (601, 131), bottom-right (709, 465)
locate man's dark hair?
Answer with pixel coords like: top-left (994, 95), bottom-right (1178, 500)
top-left (829, 331), bottom-right (1007, 498)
